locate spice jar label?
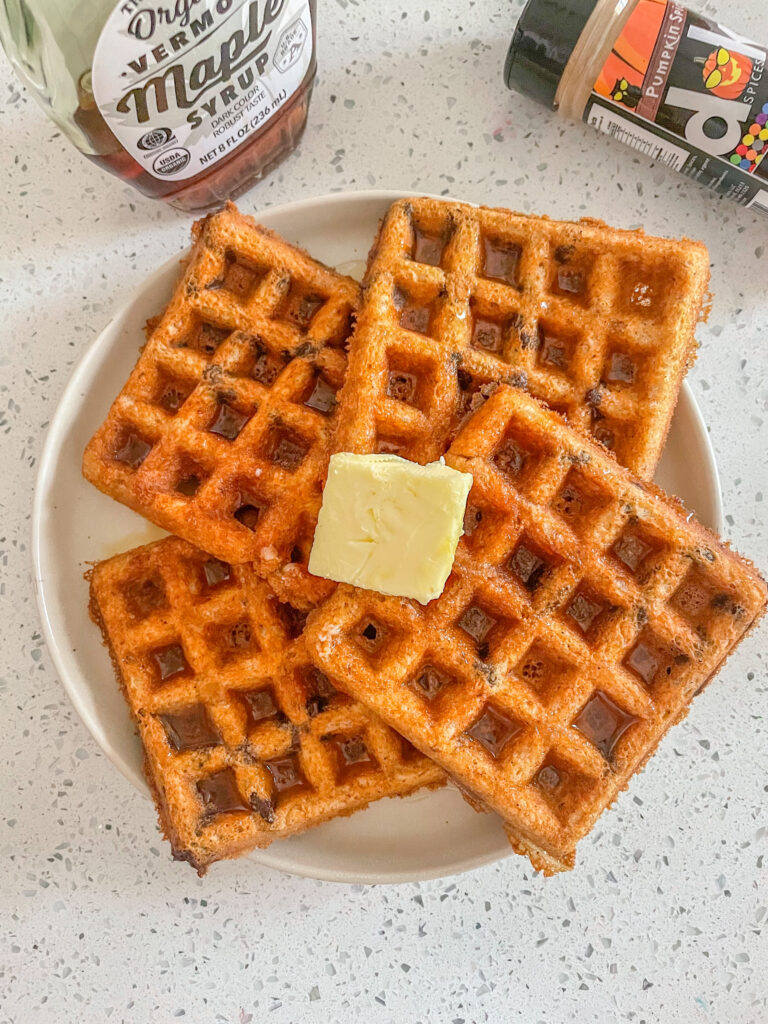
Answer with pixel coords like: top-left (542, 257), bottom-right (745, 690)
top-left (92, 0), bottom-right (313, 183)
top-left (587, 0), bottom-right (768, 211)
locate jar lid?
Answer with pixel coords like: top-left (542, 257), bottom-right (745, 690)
top-left (504, 0), bottom-right (600, 109)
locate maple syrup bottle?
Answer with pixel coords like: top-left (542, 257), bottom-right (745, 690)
top-left (0, 0), bottom-right (317, 211)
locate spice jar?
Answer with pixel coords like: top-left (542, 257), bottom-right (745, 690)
top-left (0, 0), bottom-right (317, 212)
top-left (505, 0), bottom-right (768, 213)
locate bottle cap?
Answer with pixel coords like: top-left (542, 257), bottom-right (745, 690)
top-left (504, 0), bottom-right (599, 108)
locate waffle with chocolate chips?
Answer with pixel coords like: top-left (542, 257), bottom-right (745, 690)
top-left (335, 196), bottom-right (709, 479)
top-left (304, 386), bottom-right (766, 874)
top-left (89, 536), bottom-right (444, 873)
top-left (83, 203), bottom-right (360, 606)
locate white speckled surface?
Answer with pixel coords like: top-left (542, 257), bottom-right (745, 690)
top-left (2, 2), bottom-right (767, 1020)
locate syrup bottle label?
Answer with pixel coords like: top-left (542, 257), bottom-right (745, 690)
top-left (587, 0), bottom-right (768, 212)
top-left (92, 0), bottom-right (312, 182)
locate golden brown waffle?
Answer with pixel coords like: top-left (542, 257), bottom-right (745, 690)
top-left (336, 197), bottom-right (709, 479)
top-left (89, 536), bottom-right (444, 873)
top-left (83, 203), bottom-right (360, 605)
top-left (304, 386), bottom-right (766, 874)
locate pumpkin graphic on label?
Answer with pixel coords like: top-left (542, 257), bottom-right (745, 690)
top-left (698, 47), bottom-right (753, 100)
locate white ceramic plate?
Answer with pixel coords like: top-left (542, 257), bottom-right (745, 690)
top-left (33, 190), bottom-right (723, 883)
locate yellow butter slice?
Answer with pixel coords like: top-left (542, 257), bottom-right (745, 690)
top-left (308, 453), bottom-right (473, 605)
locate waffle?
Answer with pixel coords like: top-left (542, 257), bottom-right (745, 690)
top-left (304, 385), bottom-right (766, 874)
top-left (336, 197), bottom-right (709, 479)
top-left (83, 203), bottom-right (360, 605)
top-left (89, 536), bottom-right (444, 873)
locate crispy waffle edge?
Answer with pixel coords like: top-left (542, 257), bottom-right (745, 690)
top-left (451, 385), bottom-right (768, 871)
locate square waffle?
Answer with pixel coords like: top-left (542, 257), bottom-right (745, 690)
top-left (89, 536), bottom-right (444, 873)
top-left (336, 196), bottom-right (710, 479)
top-left (83, 203), bottom-right (360, 606)
top-left (304, 385), bottom-right (766, 874)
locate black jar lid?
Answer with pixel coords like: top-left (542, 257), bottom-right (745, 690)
top-left (504, 0), bottom-right (600, 109)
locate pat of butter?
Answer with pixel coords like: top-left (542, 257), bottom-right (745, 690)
top-left (308, 453), bottom-right (473, 605)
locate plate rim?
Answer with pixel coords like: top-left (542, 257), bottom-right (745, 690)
top-left (31, 188), bottom-right (724, 883)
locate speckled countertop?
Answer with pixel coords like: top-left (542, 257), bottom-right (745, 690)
top-left (2, 1), bottom-right (767, 1021)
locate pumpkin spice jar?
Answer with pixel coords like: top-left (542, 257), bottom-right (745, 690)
top-left (505, 0), bottom-right (768, 212)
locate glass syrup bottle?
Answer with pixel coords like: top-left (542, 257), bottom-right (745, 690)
top-left (0, 0), bottom-right (317, 212)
